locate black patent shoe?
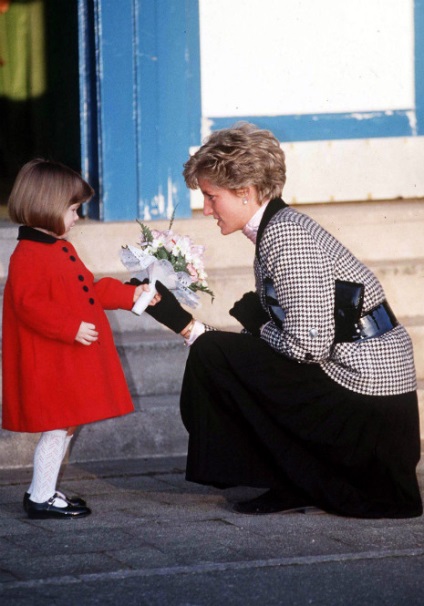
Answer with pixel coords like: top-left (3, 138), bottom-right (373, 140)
top-left (27, 495), bottom-right (91, 519)
top-left (23, 491), bottom-right (87, 513)
top-left (233, 489), bottom-right (310, 515)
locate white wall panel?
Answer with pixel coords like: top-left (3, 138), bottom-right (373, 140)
top-left (199, 0), bottom-right (414, 117)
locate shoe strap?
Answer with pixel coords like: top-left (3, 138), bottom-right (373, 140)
top-left (52, 492), bottom-right (70, 506)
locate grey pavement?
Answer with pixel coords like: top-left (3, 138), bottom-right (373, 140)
top-left (1, 455), bottom-right (424, 606)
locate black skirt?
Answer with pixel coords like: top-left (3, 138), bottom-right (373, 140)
top-left (180, 331), bottom-right (422, 519)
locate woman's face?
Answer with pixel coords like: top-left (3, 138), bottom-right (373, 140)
top-left (198, 177), bottom-right (259, 235)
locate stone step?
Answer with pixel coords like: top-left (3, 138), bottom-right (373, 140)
top-left (0, 394), bottom-right (187, 468)
top-left (1, 199), bottom-right (424, 468)
top-left (2, 385), bottom-right (424, 469)
top-left (419, 383), bottom-right (424, 437)
top-left (105, 312), bottom-right (424, 393)
top-left (0, 255), bottom-right (422, 337)
top-left (102, 257), bottom-right (424, 332)
top-left (1, 199), bottom-right (424, 278)
top-left (114, 330), bottom-right (189, 397)
top-left (1, 277), bottom-right (423, 396)
top-left (1, 199), bottom-right (424, 328)
top-left (1, 321), bottom-right (423, 468)
top-left (406, 321), bottom-right (424, 382)
top-left (1, 317), bottom-right (422, 400)
top-left (371, 260), bottom-right (424, 319)
top-left (0, 292), bottom-right (423, 399)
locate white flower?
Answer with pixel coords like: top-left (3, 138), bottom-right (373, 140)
top-left (170, 234), bottom-right (191, 257)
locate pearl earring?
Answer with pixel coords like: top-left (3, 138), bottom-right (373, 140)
top-left (242, 198), bottom-right (248, 205)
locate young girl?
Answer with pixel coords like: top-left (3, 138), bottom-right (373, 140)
top-left (2, 158), bottom-right (149, 519)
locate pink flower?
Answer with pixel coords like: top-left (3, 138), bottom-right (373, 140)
top-left (186, 264), bottom-right (199, 282)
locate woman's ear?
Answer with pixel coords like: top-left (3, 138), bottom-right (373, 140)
top-left (235, 186), bottom-right (260, 206)
top-left (235, 187), bottom-right (250, 199)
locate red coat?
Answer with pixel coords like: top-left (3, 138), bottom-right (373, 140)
top-left (2, 226), bottom-right (136, 432)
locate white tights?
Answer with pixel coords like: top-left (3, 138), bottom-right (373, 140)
top-left (28, 430), bottom-right (73, 504)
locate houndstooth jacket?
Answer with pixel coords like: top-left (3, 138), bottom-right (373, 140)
top-left (255, 200), bottom-right (417, 396)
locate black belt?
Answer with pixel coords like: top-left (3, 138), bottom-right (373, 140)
top-left (351, 301), bottom-right (398, 342)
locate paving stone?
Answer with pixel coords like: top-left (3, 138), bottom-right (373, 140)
top-left (0, 455), bottom-right (424, 605)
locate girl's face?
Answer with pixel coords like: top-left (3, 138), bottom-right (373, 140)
top-left (198, 177), bottom-right (260, 235)
top-left (61, 203), bottom-right (81, 237)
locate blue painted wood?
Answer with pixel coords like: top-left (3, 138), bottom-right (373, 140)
top-left (93, 0), bottom-right (139, 221)
top-left (207, 110), bottom-right (415, 143)
top-left (78, 0), bottom-right (201, 221)
top-left (135, 0), bottom-right (159, 220)
top-left (78, 0), bottom-right (100, 219)
top-left (415, 0), bottom-right (424, 135)
top-left (185, 1), bottom-right (202, 147)
top-left (136, 0), bottom-right (200, 220)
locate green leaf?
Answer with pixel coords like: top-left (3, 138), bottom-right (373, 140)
top-left (137, 220), bottom-right (153, 244)
top-left (156, 247), bottom-right (169, 261)
top-left (168, 205), bottom-right (178, 231)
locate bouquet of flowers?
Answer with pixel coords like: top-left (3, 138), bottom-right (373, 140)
top-left (121, 218), bottom-right (214, 315)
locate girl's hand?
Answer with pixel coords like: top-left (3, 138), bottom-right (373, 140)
top-left (75, 322), bottom-right (99, 345)
top-left (133, 283), bottom-right (151, 303)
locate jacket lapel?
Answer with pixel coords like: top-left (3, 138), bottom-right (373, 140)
top-left (255, 197), bottom-right (287, 258)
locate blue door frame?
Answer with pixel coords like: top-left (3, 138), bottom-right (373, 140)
top-left (78, 0), bottom-right (201, 221)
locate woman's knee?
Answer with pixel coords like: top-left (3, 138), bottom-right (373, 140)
top-left (190, 330), bottom-right (237, 365)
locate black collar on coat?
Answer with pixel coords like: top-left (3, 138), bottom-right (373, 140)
top-left (255, 197), bottom-right (287, 258)
top-left (18, 225), bottom-right (59, 244)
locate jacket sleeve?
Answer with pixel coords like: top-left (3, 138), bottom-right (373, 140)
top-left (258, 221), bottom-right (335, 363)
top-left (93, 277), bottom-right (136, 310)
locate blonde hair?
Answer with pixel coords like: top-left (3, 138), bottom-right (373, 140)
top-left (8, 158), bottom-right (94, 236)
top-left (183, 122), bottom-right (286, 203)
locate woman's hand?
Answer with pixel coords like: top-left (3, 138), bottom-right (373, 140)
top-left (75, 322), bottom-right (99, 346)
top-left (229, 291), bottom-right (269, 336)
top-left (144, 281), bottom-right (193, 333)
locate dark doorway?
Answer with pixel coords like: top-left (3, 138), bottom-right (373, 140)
top-left (0, 0), bottom-right (80, 208)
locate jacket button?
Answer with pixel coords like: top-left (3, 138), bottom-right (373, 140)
top-left (82, 286), bottom-right (89, 292)
top-left (69, 255), bottom-right (76, 262)
top-left (78, 275), bottom-right (84, 281)
top-left (89, 298), bottom-right (95, 305)
top-left (305, 353), bottom-right (314, 361)
top-left (62, 246), bottom-right (69, 253)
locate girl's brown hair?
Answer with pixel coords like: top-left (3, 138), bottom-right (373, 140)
top-left (8, 158), bottom-right (94, 236)
top-left (183, 122), bottom-right (286, 204)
